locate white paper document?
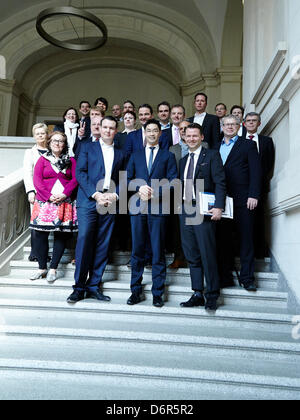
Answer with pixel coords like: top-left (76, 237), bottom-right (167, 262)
top-left (199, 192), bottom-right (234, 219)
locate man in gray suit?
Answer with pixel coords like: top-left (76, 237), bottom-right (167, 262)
top-left (168, 120), bottom-right (190, 269)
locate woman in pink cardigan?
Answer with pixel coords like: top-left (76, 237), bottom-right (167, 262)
top-left (29, 131), bottom-right (78, 283)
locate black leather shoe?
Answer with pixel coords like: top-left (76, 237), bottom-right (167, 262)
top-left (127, 293), bottom-right (145, 305)
top-left (67, 290), bottom-right (85, 304)
top-left (205, 298), bottom-right (218, 312)
top-left (180, 292), bottom-right (205, 308)
top-left (85, 291), bottom-right (111, 302)
top-left (244, 282), bottom-right (257, 292)
top-left (153, 296), bottom-right (164, 308)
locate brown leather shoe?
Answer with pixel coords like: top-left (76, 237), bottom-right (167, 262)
top-left (168, 259), bottom-right (188, 269)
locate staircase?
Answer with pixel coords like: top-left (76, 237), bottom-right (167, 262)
top-left (0, 241), bottom-right (300, 400)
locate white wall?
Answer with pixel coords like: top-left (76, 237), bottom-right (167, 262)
top-left (244, 0), bottom-right (300, 306)
top-left (37, 67), bottom-right (182, 119)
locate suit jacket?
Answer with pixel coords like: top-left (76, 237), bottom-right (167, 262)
top-left (188, 113), bottom-right (221, 149)
top-left (179, 148), bottom-right (226, 210)
top-left (169, 144), bottom-right (182, 171)
top-left (76, 140), bottom-right (125, 209)
top-left (241, 133), bottom-right (275, 194)
top-left (125, 128), bottom-right (170, 157)
top-left (221, 137), bottom-right (261, 207)
top-left (114, 132), bottom-right (129, 152)
top-left (127, 148), bottom-right (178, 215)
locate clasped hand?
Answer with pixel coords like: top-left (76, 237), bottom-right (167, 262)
top-left (95, 192), bottom-right (117, 207)
top-left (139, 185), bottom-right (154, 201)
top-left (50, 193), bottom-right (67, 204)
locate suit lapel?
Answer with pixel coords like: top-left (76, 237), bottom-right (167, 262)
top-left (149, 148), bottom-right (162, 177)
top-left (194, 147), bottom-right (207, 178)
top-left (225, 137), bottom-right (242, 166)
top-left (92, 141), bottom-right (105, 178)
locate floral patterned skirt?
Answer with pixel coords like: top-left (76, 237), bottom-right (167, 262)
top-left (30, 199), bottom-right (78, 233)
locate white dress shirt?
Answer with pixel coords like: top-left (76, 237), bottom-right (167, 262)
top-left (145, 144), bottom-right (159, 168)
top-left (238, 124), bottom-right (244, 137)
top-left (246, 132), bottom-right (260, 152)
top-left (100, 139), bottom-right (115, 191)
top-left (183, 146), bottom-right (202, 200)
top-left (194, 112), bottom-right (207, 126)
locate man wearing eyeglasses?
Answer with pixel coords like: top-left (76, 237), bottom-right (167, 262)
top-left (217, 115), bottom-right (261, 292)
top-left (243, 112), bottom-right (275, 258)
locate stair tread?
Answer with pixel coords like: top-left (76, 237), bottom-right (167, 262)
top-left (0, 296), bottom-right (293, 319)
top-left (0, 337), bottom-right (300, 385)
top-left (0, 277), bottom-right (287, 298)
top-left (1, 323), bottom-right (299, 351)
top-left (9, 260), bottom-right (280, 279)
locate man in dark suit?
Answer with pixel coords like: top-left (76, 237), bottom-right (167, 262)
top-left (179, 123), bottom-right (226, 312)
top-left (243, 112), bottom-right (275, 258)
top-left (163, 105), bottom-right (186, 148)
top-left (218, 115), bottom-right (261, 292)
top-left (167, 120), bottom-right (190, 269)
top-left (73, 107), bottom-right (105, 160)
top-left (187, 93), bottom-right (221, 149)
top-left (125, 104), bottom-right (170, 158)
top-left (126, 119), bottom-right (178, 308)
top-left (78, 100), bottom-right (91, 138)
top-left (231, 105), bottom-right (247, 138)
top-left (67, 116), bottom-right (125, 304)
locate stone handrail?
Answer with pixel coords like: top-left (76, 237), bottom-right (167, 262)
top-left (0, 168), bottom-right (30, 255)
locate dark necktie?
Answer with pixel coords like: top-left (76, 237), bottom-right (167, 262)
top-left (148, 147), bottom-right (155, 175)
top-left (249, 135), bottom-right (254, 141)
top-left (185, 153), bottom-right (195, 201)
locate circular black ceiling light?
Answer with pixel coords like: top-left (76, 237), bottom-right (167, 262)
top-left (36, 6), bottom-right (108, 51)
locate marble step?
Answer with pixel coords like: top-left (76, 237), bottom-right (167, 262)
top-left (0, 276), bottom-right (288, 309)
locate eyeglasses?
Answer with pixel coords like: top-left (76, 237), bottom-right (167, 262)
top-left (223, 123), bottom-right (239, 128)
top-left (51, 140), bottom-right (65, 144)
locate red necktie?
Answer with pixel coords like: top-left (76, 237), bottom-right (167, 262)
top-left (249, 135), bottom-right (254, 141)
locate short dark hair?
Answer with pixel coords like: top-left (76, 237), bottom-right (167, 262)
top-left (100, 115), bottom-right (118, 129)
top-left (185, 123), bottom-right (204, 136)
top-left (123, 110), bottom-right (137, 120)
top-left (123, 100), bottom-right (135, 109)
top-left (194, 92), bottom-right (208, 103)
top-left (138, 104), bottom-right (153, 115)
top-left (230, 105), bottom-right (245, 115)
top-left (63, 107), bottom-right (79, 123)
top-left (157, 101), bottom-right (171, 112)
top-left (79, 100), bottom-right (91, 108)
top-left (144, 119), bottom-right (161, 132)
top-left (94, 97), bottom-right (109, 110)
top-left (171, 104), bottom-right (186, 114)
top-left (215, 103), bottom-right (227, 110)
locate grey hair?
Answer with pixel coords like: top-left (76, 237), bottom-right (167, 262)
top-left (244, 112), bottom-right (261, 123)
top-left (221, 114), bottom-right (241, 126)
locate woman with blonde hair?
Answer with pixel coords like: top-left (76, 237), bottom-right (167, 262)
top-left (23, 123), bottom-right (49, 262)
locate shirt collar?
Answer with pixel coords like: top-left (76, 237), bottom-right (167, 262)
top-left (188, 145), bottom-right (202, 156)
top-left (246, 132), bottom-right (258, 139)
top-left (146, 144), bottom-right (159, 150)
top-left (195, 112), bottom-right (206, 118)
top-left (221, 135), bottom-right (239, 145)
top-left (100, 138), bottom-right (114, 148)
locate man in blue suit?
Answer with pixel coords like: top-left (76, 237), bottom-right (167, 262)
top-left (127, 119), bottom-right (178, 308)
top-left (125, 104), bottom-right (170, 158)
top-left (67, 116), bottom-right (125, 303)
